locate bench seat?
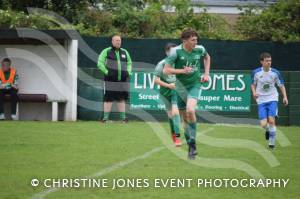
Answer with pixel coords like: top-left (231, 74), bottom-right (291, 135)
top-left (4, 93), bottom-right (66, 121)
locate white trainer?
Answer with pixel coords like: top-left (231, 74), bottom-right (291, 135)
top-left (0, 113), bottom-right (5, 120)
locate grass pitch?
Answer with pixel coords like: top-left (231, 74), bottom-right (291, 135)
top-left (0, 121), bottom-right (299, 199)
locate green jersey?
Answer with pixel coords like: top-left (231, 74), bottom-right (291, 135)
top-left (153, 59), bottom-right (176, 97)
top-left (164, 44), bottom-right (207, 88)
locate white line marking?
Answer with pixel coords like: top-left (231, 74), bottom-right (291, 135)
top-left (31, 146), bottom-right (165, 199)
top-left (31, 128), bottom-right (213, 199)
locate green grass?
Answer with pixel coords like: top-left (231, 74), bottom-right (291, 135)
top-left (0, 121), bottom-right (299, 199)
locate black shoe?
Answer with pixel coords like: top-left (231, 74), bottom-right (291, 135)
top-left (269, 145), bottom-right (275, 149)
top-left (188, 142), bottom-right (197, 160)
top-left (265, 131), bottom-right (270, 140)
top-left (101, 119), bottom-right (107, 123)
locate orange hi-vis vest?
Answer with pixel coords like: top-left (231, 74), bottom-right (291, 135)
top-left (0, 68), bottom-right (16, 84)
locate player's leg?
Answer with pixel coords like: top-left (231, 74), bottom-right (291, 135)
top-left (179, 109), bottom-right (189, 143)
top-left (176, 91), bottom-right (189, 145)
top-left (171, 101), bottom-right (182, 146)
top-left (186, 97), bottom-right (197, 143)
top-left (258, 102), bottom-right (269, 140)
top-left (161, 93), bottom-right (181, 146)
top-left (267, 101), bottom-right (278, 149)
top-left (171, 105), bottom-right (180, 136)
top-left (166, 110), bottom-right (175, 135)
top-left (268, 116), bottom-right (276, 149)
top-left (186, 85), bottom-right (200, 142)
top-left (166, 108), bottom-right (179, 146)
top-left (161, 95), bottom-right (176, 141)
top-left (260, 118), bottom-right (269, 140)
top-left (186, 97), bottom-right (198, 159)
top-left (265, 118), bottom-right (270, 140)
top-left (185, 85), bottom-right (201, 159)
top-left (171, 94), bottom-right (181, 138)
top-left (166, 102), bottom-right (176, 143)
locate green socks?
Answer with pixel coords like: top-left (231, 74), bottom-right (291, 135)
top-left (168, 115), bottom-right (181, 137)
top-left (172, 114), bottom-right (181, 137)
top-left (103, 112), bottom-right (110, 120)
top-left (103, 112), bottom-right (126, 120)
top-left (120, 112), bottom-right (126, 120)
top-left (185, 122), bottom-right (196, 144)
top-left (184, 127), bottom-right (190, 144)
top-left (168, 118), bottom-right (175, 134)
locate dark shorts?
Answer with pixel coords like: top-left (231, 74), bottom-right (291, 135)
top-left (103, 80), bottom-right (129, 102)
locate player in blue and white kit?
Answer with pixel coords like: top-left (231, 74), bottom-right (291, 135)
top-left (251, 52), bottom-right (288, 149)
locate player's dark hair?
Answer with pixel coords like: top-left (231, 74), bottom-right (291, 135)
top-left (165, 43), bottom-right (176, 51)
top-left (2, 58), bottom-right (11, 64)
top-left (260, 52), bottom-right (272, 61)
top-left (181, 28), bottom-right (198, 40)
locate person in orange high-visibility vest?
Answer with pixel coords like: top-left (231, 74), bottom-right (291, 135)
top-left (0, 58), bottom-right (19, 120)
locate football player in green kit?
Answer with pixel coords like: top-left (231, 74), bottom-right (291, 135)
top-left (154, 43), bottom-right (182, 147)
top-left (163, 28), bottom-right (211, 160)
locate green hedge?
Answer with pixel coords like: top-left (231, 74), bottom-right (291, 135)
top-left (0, 0), bottom-right (299, 42)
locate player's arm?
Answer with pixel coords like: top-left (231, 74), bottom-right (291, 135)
top-left (275, 70), bottom-right (288, 106)
top-left (251, 84), bottom-right (258, 99)
top-left (251, 70), bottom-right (258, 99)
top-left (154, 76), bottom-right (175, 89)
top-left (279, 86), bottom-right (288, 106)
top-left (163, 48), bottom-right (192, 75)
top-left (201, 53), bottom-right (211, 82)
top-left (163, 64), bottom-right (191, 75)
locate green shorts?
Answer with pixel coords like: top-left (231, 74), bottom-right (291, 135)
top-left (176, 84), bottom-right (201, 110)
top-left (161, 90), bottom-right (178, 111)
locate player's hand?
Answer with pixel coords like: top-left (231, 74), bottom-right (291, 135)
top-left (201, 74), bottom-right (210, 83)
top-left (183, 66), bottom-right (193, 74)
top-left (0, 84), bottom-right (5, 89)
top-left (168, 83), bottom-right (176, 90)
top-left (283, 97), bottom-right (288, 106)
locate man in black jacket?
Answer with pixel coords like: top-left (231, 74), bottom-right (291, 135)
top-left (97, 35), bottom-right (132, 123)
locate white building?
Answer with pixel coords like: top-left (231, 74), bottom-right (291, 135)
top-left (0, 29), bottom-right (78, 121)
top-left (191, 0), bottom-right (277, 14)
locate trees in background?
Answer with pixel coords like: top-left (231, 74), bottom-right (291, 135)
top-left (236, 0), bottom-right (300, 42)
top-left (0, 0), bottom-right (299, 42)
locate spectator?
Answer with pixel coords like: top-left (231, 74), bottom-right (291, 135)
top-left (0, 58), bottom-right (19, 120)
top-left (97, 34), bottom-right (132, 123)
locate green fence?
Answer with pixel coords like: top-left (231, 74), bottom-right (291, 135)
top-left (77, 37), bottom-right (300, 125)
